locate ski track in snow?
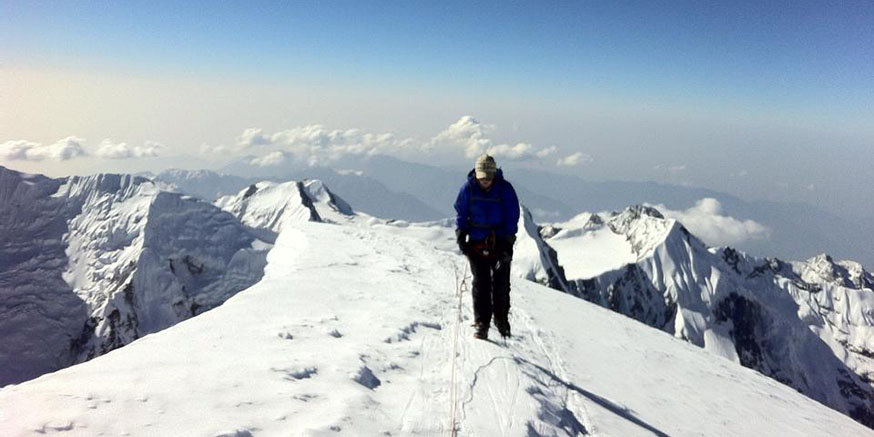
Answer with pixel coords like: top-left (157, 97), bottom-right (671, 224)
top-left (1, 217), bottom-right (872, 436)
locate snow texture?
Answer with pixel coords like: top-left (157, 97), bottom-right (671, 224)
top-left (3, 164), bottom-right (874, 434)
top-left (520, 203), bottom-right (874, 427)
top-left (0, 166), bottom-right (269, 386)
top-left (2, 212), bottom-right (870, 436)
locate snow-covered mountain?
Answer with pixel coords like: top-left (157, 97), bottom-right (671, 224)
top-left (3, 163), bottom-right (874, 433)
top-left (1, 204), bottom-right (871, 436)
top-left (215, 179), bottom-right (355, 237)
top-left (220, 158), bottom-right (444, 221)
top-left (515, 204), bottom-right (874, 427)
top-left (342, 154), bottom-right (874, 263)
top-left (150, 157), bottom-right (874, 268)
top-left (0, 166), bottom-right (270, 387)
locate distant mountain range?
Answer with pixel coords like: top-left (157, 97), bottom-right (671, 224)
top-left (147, 154), bottom-right (874, 267)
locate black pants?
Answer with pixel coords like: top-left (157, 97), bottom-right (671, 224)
top-left (468, 254), bottom-right (511, 326)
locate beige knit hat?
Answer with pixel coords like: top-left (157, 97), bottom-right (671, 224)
top-left (475, 154), bottom-right (497, 179)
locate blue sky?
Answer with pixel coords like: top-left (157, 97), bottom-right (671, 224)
top-left (2, 1), bottom-right (873, 219)
top-left (5, 1), bottom-right (872, 113)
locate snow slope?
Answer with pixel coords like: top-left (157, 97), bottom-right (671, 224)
top-left (215, 179), bottom-right (354, 237)
top-left (0, 166), bottom-right (269, 386)
top-left (218, 160), bottom-right (445, 222)
top-left (1, 215), bottom-right (871, 436)
top-left (522, 204), bottom-right (874, 427)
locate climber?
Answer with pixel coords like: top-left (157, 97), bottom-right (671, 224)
top-left (454, 154), bottom-right (520, 340)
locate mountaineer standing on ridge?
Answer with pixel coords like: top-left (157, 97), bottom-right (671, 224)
top-left (454, 154), bottom-right (520, 340)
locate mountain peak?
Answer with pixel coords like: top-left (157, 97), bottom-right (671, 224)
top-left (300, 179), bottom-right (354, 216)
top-left (802, 253), bottom-right (874, 290)
top-left (615, 204), bottom-right (665, 220)
top-left (606, 205), bottom-right (677, 258)
top-left (0, 165), bottom-right (63, 203)
top-left (215, 179), bottom-right (355, 236)
top-left (57, 172), bottom-right (156, 201)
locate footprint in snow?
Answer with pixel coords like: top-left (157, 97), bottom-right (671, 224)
top-left (272, 366), bottom-right (318, 381)
top-left (36, 421), bottom-right (75, 433)
top-left (293, 393), bottom-right (318, 402)
top-left (383, 321), bottom-right (442, 343)
top-left (351, 365), bottom-right (381, 389)
top-left (213, 429), bottom-right (254, 437)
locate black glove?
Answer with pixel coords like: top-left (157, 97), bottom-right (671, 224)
top-left (456, 230), bottom-right (470, 255)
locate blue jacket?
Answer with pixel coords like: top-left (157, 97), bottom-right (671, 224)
top-left (454, 169), bottom-right (520, 242)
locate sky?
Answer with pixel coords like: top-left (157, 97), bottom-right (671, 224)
top-left (2, 1), bottom-right (873, 219)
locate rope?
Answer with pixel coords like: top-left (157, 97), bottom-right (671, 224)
top-left (448, 261), bottom-right (469, 437)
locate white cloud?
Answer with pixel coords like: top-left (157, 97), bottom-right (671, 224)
top-left (487, 142), bottom-right (536, 160)
top-left (431, 116), bottom-right (564, 163)
top-left (237, 128), bottom-right (272, 149)
top-left (238, 124), bottom-right (417, 166)
top-left (536, 146), bottom-right (558, 158)
top-left (200, 143), bottom-right (231, 155)
top-left (557, 152), bottom-right (591, 167)
top-left (44, 137), bottom-right (88, 160)
top-left (249, 151), bottom-right (289, 167)
top-left (143, 141), bottom-right (164, 155)
top-left (235, 116), bottom-right (581, 168)
top-left (0, 140), bottom-right (39, 160)
top-left (96, 139), bottom-right (162, 159)
top-left (0, 137), bottom-right (87, 161)
top-left (651, 198), bottom-right (770, 247)
top-left (430, 116), bottom-right (494, 158)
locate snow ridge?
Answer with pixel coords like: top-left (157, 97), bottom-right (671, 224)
top-left (215, 179), bottom-right (355, 236)
top-left (3, 164), bottom-right (874, 432)
top-left (514, 206), bottom-right (571, 291)
top-left (525, 204), bottom-right (874, 427)
top-left (0, 199), bottom-right (869, 436)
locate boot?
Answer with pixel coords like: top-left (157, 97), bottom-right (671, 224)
top-left (473, 322), bottom-right (489, 340)
top-left (495, 317), bottom-right (511, 338)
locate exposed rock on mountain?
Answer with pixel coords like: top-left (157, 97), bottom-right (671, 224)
top-left (515, 204), bottom-right (874, 427)
top-left (0, 166), bottom-right (269, 386)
